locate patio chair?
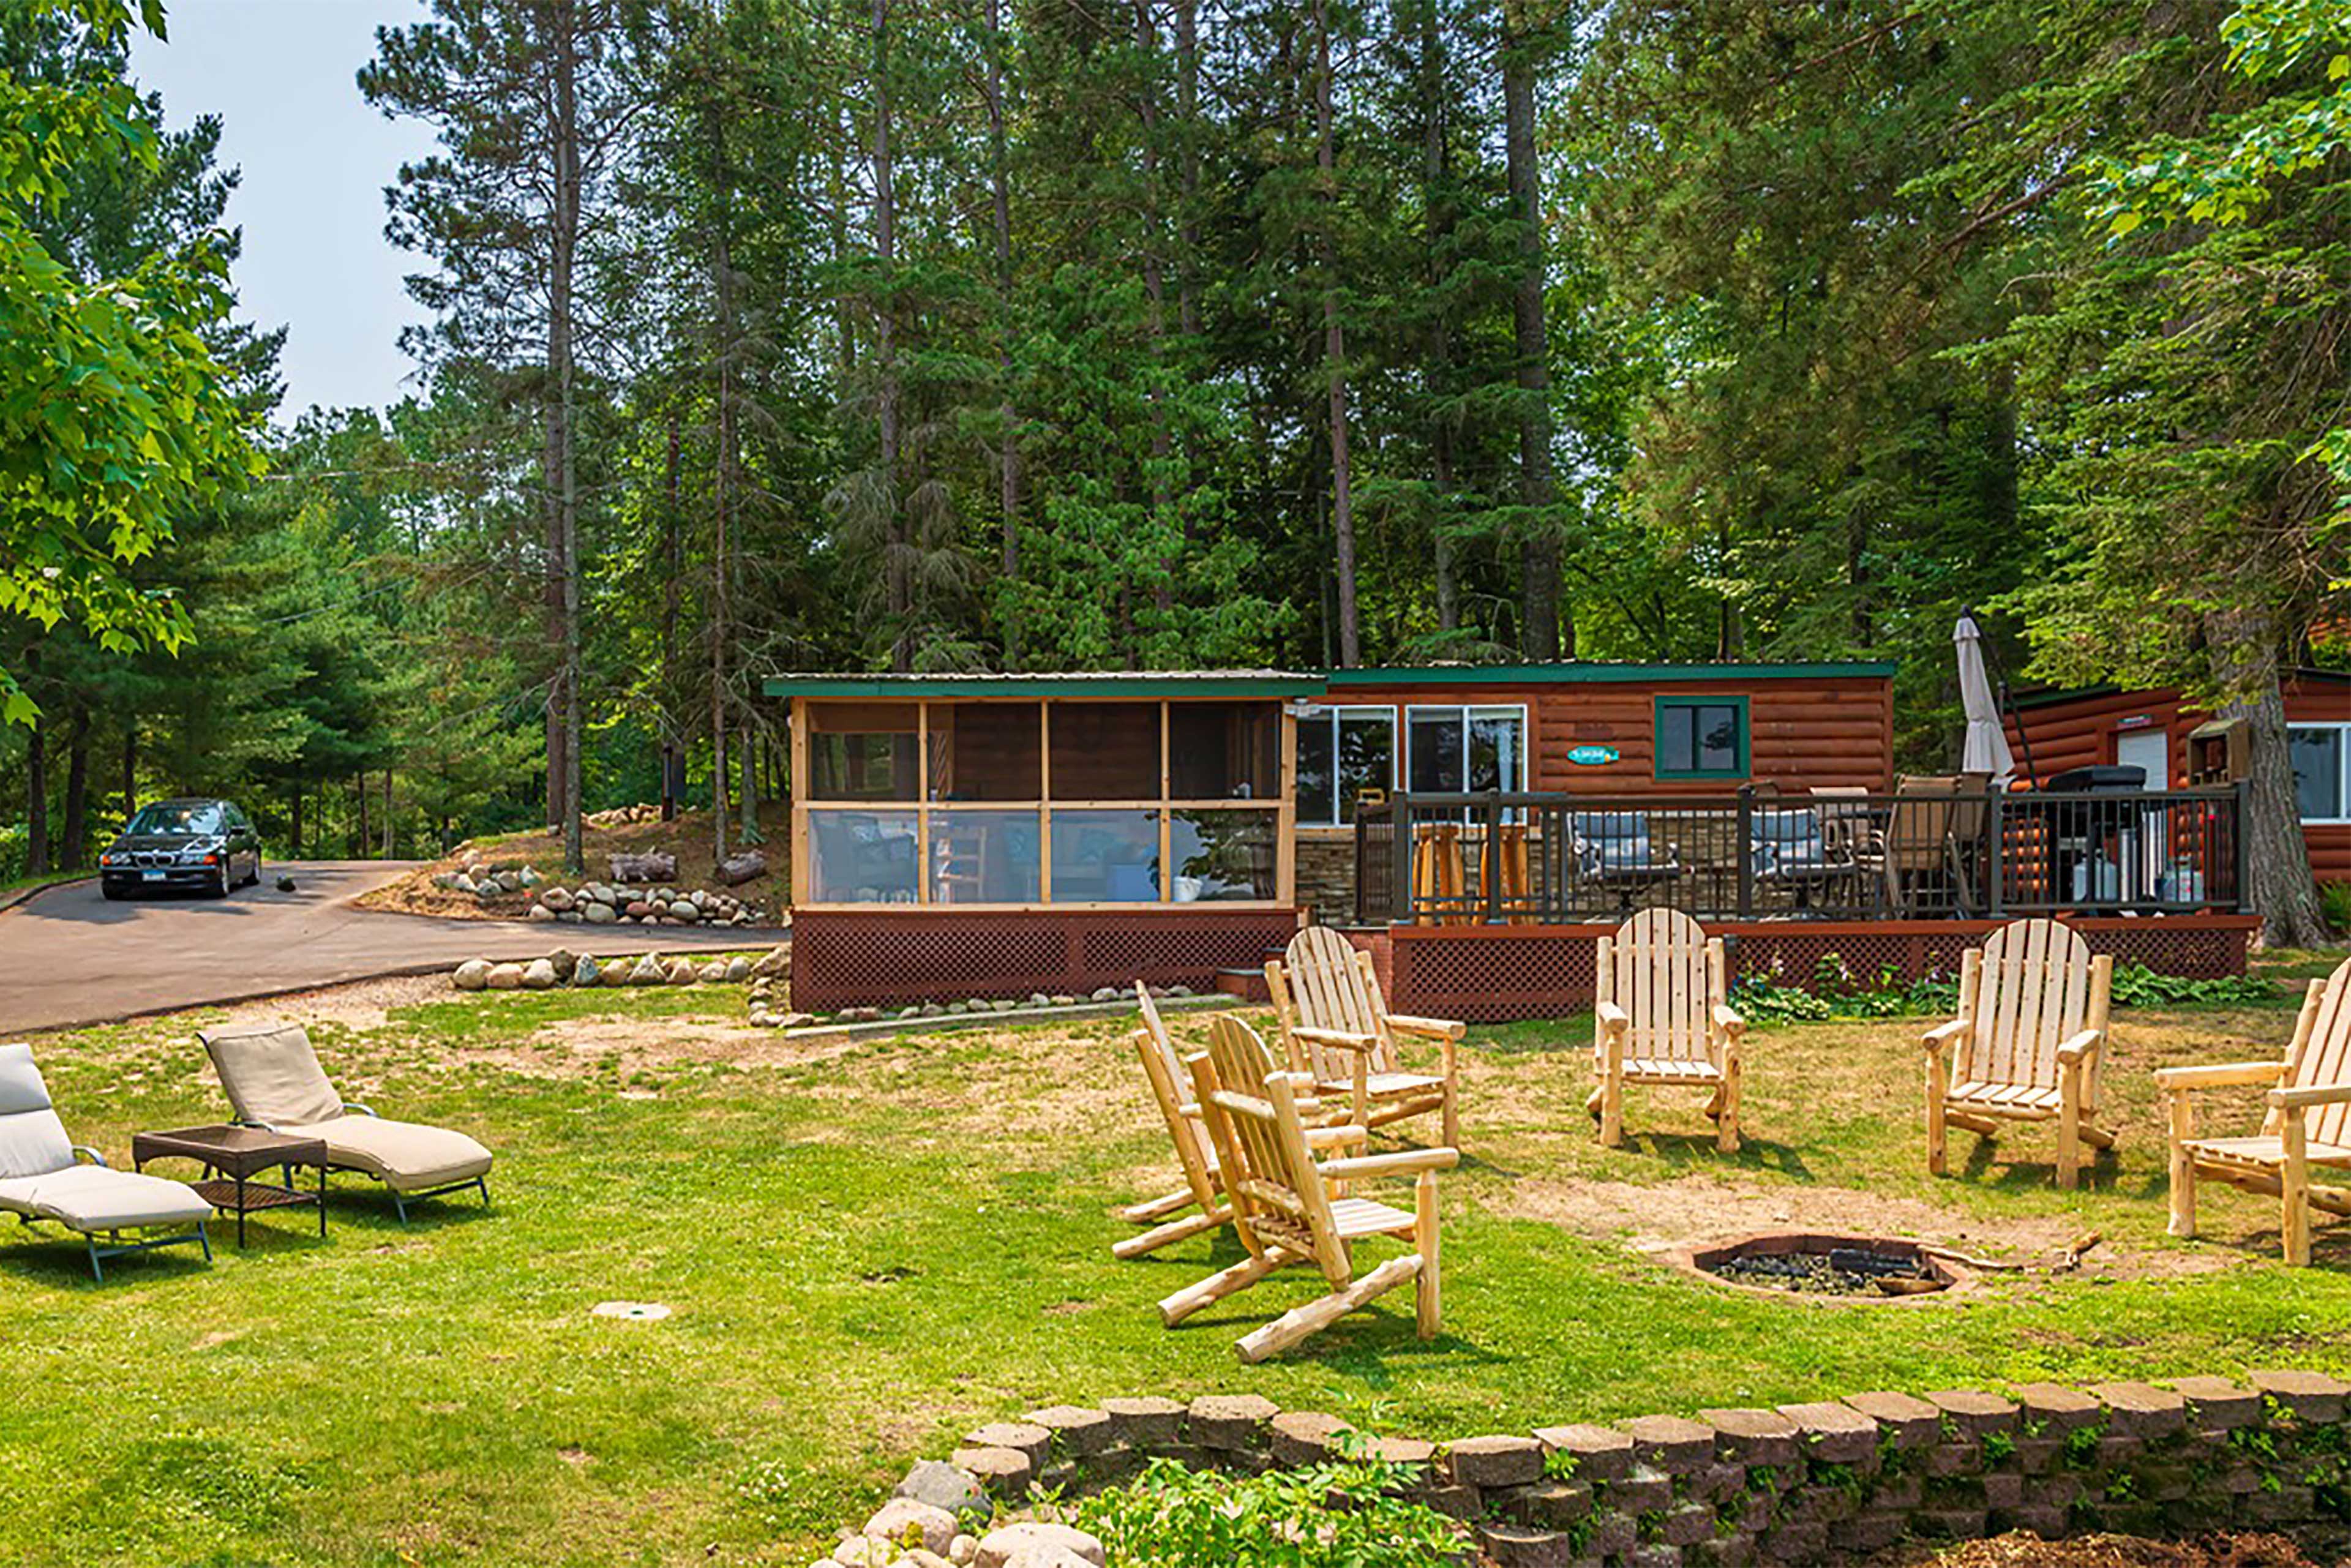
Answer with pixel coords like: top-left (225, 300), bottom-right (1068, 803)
top-left (1751, 805), bottom-right (1851, 910)
top-left (1265, 925), bottom-right (1463, 1147)
top-left (1112, 985), bottom-right (1230, 1259)
top-left (200, 1022), bottom-right (492, 1221)
top-left (1161, 1015), bottom-right (1455, 1363)
top-left (1569, 811), bottom-right (1684, 912)
top-left (0, 1043), bottom-right (212, 1280)
top-left (1863, 773), bottom-right (1992, 913)
top-left (2158, 958), bottom-right (2351, 1265)
top-left (1924, 918), bottom-right (2115, 1189)
top-left (1591, 908), bottom-right (1745, 1152)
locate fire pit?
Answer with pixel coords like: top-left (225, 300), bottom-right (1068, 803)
top-left (1670, 1232), bottom-right (1973, 1302)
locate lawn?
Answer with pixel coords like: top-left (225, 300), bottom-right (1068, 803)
top-left (6, 972), bottom-right (2351, 1567)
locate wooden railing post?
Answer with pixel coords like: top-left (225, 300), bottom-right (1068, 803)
top-left (1987, 785), bottom-right (2006, 918)
top-left (2231, 779), bottom-right (2251, 913)
top-left (1482, 792), bottom-right (1503, 925)
top-left (1392, 796), bottom-right (1415, 925)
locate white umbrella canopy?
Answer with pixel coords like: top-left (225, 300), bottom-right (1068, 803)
top-left (1955, 615), bottom-right (2015, 785)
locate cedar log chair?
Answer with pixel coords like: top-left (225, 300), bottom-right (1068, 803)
top-left (200, 1022), bottom-right (493, 1221)
top-left (0, 1043), bottom-right (213, 1280)
top-left (1113, 985), bottom-right (1231, 1260)
top-left (2158, 958), bottom-right (2351, 1266)
top-left (1924, 917), bottom-right (2115, 1189)
top-left (1161, 1015), bottom-right (1455, 1364)
top-left (1265, 925), bottom-right (1463, 1147)
top-left (1590, 908), bottom-right (1745, 1152)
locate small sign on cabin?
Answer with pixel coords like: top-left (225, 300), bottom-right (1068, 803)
top-left (1566, 744), bottom-right (1621, 766)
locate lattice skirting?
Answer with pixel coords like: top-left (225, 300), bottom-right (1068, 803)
top-left (790, 909), bottom-right (1303, 1011)
top-left (1384, 917), bottom-right (2258, 1023)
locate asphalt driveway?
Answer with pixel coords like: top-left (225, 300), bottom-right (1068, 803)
top-left (0, 861), bottom-right (781, 1035)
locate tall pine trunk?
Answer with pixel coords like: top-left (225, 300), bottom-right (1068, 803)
top-left (60, 701), bottom-right (88, 870)
top-left (1502, 0), bottom-right (1564, 661)
top-left (871, 0), bottom-right (909, 670)
top-left (550, 0), bottom-right (585, 874)
top-left (1419, 0), bottom-right (1458, 634)
top-left (986, 0), bottom-right (1022, 666)
top-left (121, 721), bottom-right (135, 821)
top-left (1136, 0), bottom-right (1176, 618)
top-left (709, 95), bottom-right (736, 865)
top-left (24, 704), bottom-right (48, 877)
top-left (661, 409), bottom-right (683, 821)
top-left (2208, 608), bottom-right (2328, 947)
top-left (1314, 0), bottom-right (1361, 668)
top-left (1174, 0), bottom-right (1201, 340)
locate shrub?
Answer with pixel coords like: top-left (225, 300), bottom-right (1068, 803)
top-left (1073, 1439), bottom-right (1467, 1568)
top-left (1733, 954), bottom-right (2274, 1022)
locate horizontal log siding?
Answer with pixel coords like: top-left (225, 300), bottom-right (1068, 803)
top-left (1324, 674), bottom-right (1895, 796)
top-left (2010, 677), bottom-right (2350, 884)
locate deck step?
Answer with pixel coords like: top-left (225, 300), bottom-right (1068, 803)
top-left (1214, 967), bottom-right (1272, 1002)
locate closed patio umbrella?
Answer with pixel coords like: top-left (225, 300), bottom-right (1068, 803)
top-left (1955, 615), bottom-right (2014, 786)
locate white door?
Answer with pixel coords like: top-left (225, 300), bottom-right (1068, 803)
top-left (2115, 729), bottom-right (2171, 901)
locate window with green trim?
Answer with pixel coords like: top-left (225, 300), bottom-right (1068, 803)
top-left (1655, 696), bottom-right (1749, 779)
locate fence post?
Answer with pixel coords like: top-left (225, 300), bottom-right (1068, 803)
top-left (1392, 797), bottom-right (1415, 925)
top-left (1482, 792), bottom-right (1503, 924)
top-left (1987, 785), bottom-right (2006, 918)
top-left (1734, 784), bottom-right (1755, 919)
top-left (2232, 778), bottom-right (2251, 914)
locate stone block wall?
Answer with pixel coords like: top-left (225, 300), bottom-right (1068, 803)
top-left (836, 1373), bottom-right (2351, 1566)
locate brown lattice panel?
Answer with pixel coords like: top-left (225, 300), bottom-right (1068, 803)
top-left (1384, 915), bottom-right (2255, 1022)
top-left (790, 909), bottom-right (1302, 1011)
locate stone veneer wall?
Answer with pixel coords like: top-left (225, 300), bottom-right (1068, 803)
top-left (840, 1371), bottom-right (2351, 1567)
top-left (1295, 835), bottom-right (1359, 926)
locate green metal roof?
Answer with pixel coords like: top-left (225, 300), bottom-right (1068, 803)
top-left (762, 670), bottom-right (1325, 699)
top-left (1322, 661), bottom-right (1897, 686)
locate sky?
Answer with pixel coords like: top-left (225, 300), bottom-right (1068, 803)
top-left (129, 0), bottom-right (435, 419)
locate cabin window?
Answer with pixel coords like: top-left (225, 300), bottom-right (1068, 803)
top-left (1405, 705), bottom-right (1528, 820)
top-left (1295, 705), bottom-right (1395, 827)
top-left (1655, 696), bottom-right (1749, 779)
top-left (2290, 724), bottom-right (2349, 823)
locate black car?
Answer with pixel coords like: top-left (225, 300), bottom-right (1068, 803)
top-left (99, 798), bottom-right (264, 900)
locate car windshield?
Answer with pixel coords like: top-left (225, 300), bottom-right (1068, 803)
top-left (124, 803), bottom-right (224, 837)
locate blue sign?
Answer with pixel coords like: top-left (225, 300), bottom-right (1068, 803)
top-left (1567, 744), bottom-right (1620, 766)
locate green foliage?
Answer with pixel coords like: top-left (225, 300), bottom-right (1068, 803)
top-left (2105, 964), bottom-right (2279, 1008)
top-left (1735, 956), bottom-right (2276, 1024)
top-left (1073, 1440), bottom-right (1466, 1568)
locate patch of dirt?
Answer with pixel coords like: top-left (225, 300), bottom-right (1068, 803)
top-left (353, 803), bottom-right (790, 921)
top-left (209, 973), bottom-right (448, 1032)
top-left (458, 1016), bottom-right (868, 1081)
top-left (1494, 1177), bottom-right (2234, 1281)
top-left (1869, 1531), bottom-right (2328, 1567)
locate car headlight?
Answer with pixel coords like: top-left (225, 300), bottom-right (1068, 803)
top-left (101, 852), bottom-right (124, 867)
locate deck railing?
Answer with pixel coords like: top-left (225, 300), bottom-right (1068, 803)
top-left (1354, 784), bottom-right (2248, 926)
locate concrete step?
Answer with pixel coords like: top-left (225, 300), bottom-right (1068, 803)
top-left (1214, 967), bottom-right (1272, 1002)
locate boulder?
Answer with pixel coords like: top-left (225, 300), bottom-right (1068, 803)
top-left (610, 851), bottom-right (678, 884)
top-left (699, 959), bottom-right (730, 983)
top-left (582, 902), bottom-right (617, 925)
top-left (626, 901), bottom-right (654, 920)
top-left (864, 1498), bottom-right (956, 1556)
top-left (541, 887), bottom-right (576, 913)
top-left (601, 959), bottom-right (634, 988)
top-left (629, 955), bottom-right (667, 986)
top-left (669, 902), bottom-right (702, 923)
top-left (894, 1460), bottom-right (989, 1525)
top-left (574, 955), bottom-right (602, 987)
top-left (519, 866), bottom-right (542, 887)
top-left (751, 944), bottom-right (792, 978)
top-left (495, 870), bottom-right (523, 893)
top-left (666, 959), bottom-right (699, 985)
top-left (974, 1525), bottom-right (1104, 1568)
top-left (548, 949), bottom-right (579, 983)
top-left (452, 873), bottom-right (476, 895)
top-left (724, 956), bottom-right (752, 983)
top-left (486, 962), bottom-right (527, 991)
top-left (527, 905), bottom-right (557, 923)
top-left (1090, 986), bottom-right (1119, 1002)
top-left (520, 958), bottom-right (559, 990)
top-left (557, 910), bottom-right (582, 924)
top-left (452, 959), bottom-right (492, 991)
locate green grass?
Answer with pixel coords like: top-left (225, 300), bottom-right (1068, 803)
top-left (0, 866), bottom-right (89, 903)
top-left (7, 981), bottom-right (2351, 1567)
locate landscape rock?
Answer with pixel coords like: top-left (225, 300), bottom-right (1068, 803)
top-left (630, 955), bottom-right (667, 986)
top-left (527, 904), bottom-right (557, 923)
top-left (751, 945), bottom-right (792, 978)
top-left (583, 902), bottom-right (616, 925)
top-left (670, 902), bottom-right (703, 923)
top-left (519, 866), bottom-right (542, 887)
top-left (541, 887), bottom-right (576, 913)
top-left (452, 959), bottom-right (492, 991)
top-left (725, 956), bottom-right (752, 983)
top-left (973, 1525), bottom-right (1104, 1568)
top-left (547, 949), bottom-right (579, 982)
top-left (486, 962), bottom-right (526, 991)
top-left (601, 958), bottom-right (634, 988)
top-left (520, 958), bottom-right (558, 989)
top-left (666, 959), bottom-right (699, 985)
top-left (574, 955), bottom-right (602, 987)
top-left (864, 1499), bottom-right (956, 1556)
top-left (1090, 986), bottom-right (1119, 1002)
top-left (700, 959), bottom-right (730, 983)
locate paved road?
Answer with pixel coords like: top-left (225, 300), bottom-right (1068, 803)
top-left (0, 861), bottom-right (782, 1035)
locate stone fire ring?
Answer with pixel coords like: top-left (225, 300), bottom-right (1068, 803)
top-left (1665, 1230), bottom-right (1979, 1305)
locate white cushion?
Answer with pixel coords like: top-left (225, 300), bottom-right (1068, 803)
top-left (201, 1022), bottom-right (343, 1128)
top-left (0, 1044), bottom-right (72, 1180)
top-left (282, 1115), bottom-right (492, 1192)
top-left (0, 1165), bottom-right (214, 1232)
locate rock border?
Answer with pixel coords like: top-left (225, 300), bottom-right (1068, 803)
top-left (825, 1371), bottom-right (2351, 1566)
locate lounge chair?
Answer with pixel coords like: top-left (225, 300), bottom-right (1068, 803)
top-left (200, 1022), bottom-right (492, 1221)
top-left (1925, 918), bottom-right (2115, 1188)
top-left (1163, 1016), bottom-right (1454, 1363)
top-left (1591, 908), bottom-right (1745, 1151)
top-left (1113, 985), bottom-right (1230, 1259)
top-left (0, 1043), bottom-right (213, 1280)
top-left (1265, 925), bottom-right (1463, 1147)
top-left (2158, 957), bottom-right (2351, 1265)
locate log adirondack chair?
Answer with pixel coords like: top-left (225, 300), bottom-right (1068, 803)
top-left (1265, 925), bottom-right (1463, 1147)
top-left (1113, 985), bottom-right (1230, 1260)
top-left (1924, 918), bottom-right (2115, 1188)
top-left (1161, 1015), bottom-right (1456, 1364)
top-left (1590, 909), bottom-right (1745, 1152)
top-left (2158, 958), bottom-right (2351, 1266)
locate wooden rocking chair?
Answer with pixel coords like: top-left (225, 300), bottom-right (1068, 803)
top-left (1924, 918), bottom-right (2115, 1188)
top-left (1113, 985), bottom-right (1230, 1259)
top-left (1161, 1016), bottom-right (1456, 1364)
top-left (1265, 925), bottom-right (1463, 1147)
top-left (1590, 908), bottom-right (1744, 1152)
top-left (2158, 958), bottom-right (2351, 1266)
